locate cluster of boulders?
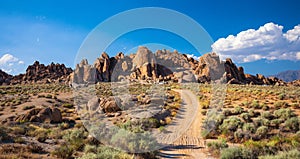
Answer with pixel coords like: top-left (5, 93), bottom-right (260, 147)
top-left (0, 61), bottom-right (72, 85)
top-left (0, 46), bottom-right (299, 86)
top-left (70, 46), bottom-right (293, 86)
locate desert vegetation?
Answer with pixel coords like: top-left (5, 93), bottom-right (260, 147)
top-left (191, 84), bottom-right (300, 158)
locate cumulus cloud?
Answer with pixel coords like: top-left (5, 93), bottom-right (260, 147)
top-left (0, 54), bottom-right (25, 74)
top-left (212, 22), bottom-right (300, 63)
top-left (186, 54), bottom-right (200, 60)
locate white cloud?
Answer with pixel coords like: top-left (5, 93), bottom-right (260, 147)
top-left (212, 22), bottom-right (300, 63)
top-left (186, 54), bottom-right (200, 60)
top-left (18, 61), bottom-right (24, 64)
top-left (0, 54), bottom-right (18, 65)
top-left (0, 54), bottom-right (25, 74)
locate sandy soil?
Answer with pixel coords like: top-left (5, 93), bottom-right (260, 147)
top-left (158, 89), bottom-right (215, 159)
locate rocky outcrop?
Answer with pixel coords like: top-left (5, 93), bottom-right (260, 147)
top-left (15, 107), bottom-right (62, 123)
top-left (71, 47), bottom-right (292, 86)
top-left (0, 69), bottom-right (12, 85)
top-left (9, 61), bottom-right (72, 85)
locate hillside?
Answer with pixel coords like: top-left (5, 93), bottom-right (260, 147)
top-left (272, 70), bottom-right (300, 82)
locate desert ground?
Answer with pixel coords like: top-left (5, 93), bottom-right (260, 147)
top-left (0, 82), bottom-right (299, 159)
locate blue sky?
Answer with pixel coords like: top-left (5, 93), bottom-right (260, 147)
top-left (0, 0), bottom-right (300, 75)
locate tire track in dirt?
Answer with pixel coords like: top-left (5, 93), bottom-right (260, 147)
top-left (158, 89), bottom-right (214, 159)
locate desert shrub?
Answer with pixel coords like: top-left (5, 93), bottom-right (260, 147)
top-left (251, 100), bottom-right (261, 109)
top-left (207, 138), bottom-right (228, 154)
top-left (45, 94), bottom-right (52, 99)
top-left (62, 103), bottom-right (74, 108)
top-left (63, 128), bottom-right (86, 151)
top-left (37, 94), bottom-right (45, 98)
top-left (201, 100), bottom-right (210, 109)
top-left (262, 104), bottom-right (269, 111)
top-left (10, 126), bottom-right (26, 135)
top-left (219, 116), bottom-right (242, 135)
top-left (220, 147), bottom-right (254, 159)
top-left (258, 149), bottom-right (300, 159)
top-left (223, 109), bottom-right (231, 116)
top-left (27, 127), bottom-right (49, 142)
top-left (283, 117), bottom-right (299, 132)
top-left (243, 123), bottom-right (256, 134)
top-left (48, 128), bottom-right (63, 139)
top-left (14, 137), bottom-right (25, 143)
top-left (261, 111), bottom-right (273, 120)
top-left (51, 143), bottom-right (73, 159)
top-left (234, 128), bottom-right (244, 141)
top-left (274, 101), bottom-right (288, 109)
top-left (240, 113), bottom-right (251, 122)
top-left (270, 119), bottom-right (284, 128)
top-left (248, 109), bottom-right (260, 117)
top-left (27, 143), bottom-right (44, 153)
top-left (84, 144), bottom-right (97, 153)
top-left (232, 106), bottom-right (243, 115)
top-left (278, 93), bottom-right (285, 100)
top-left (59, 122), bottom-right (70, 130)
top-left (255, 126), bottom-right (268, 139)
top-left (22, 105), bottom-right (35, 110)
top-left (291, 103), bottom-right (299, 109)
top-left (110, 129), bottom-right (158, 152)
top-left (274, 108), bottom-right (294, 120)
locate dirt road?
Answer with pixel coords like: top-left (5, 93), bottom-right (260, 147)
top-left (158, 89), bottom-right (214, 159)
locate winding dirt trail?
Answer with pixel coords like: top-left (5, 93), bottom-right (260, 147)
top-left (158, 89), bottom-right (214, 159)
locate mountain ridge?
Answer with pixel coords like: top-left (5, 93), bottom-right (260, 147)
top-left (0, 46), bottom-right (299, 86)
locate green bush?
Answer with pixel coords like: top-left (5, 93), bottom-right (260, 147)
top-left (283, 117), bottom-right (299, 132)
top-left (78, 145), bottom-right (133, 159)
top-left (63, 128), bottom-right (86, 151)
top-left (261, 111), bottom-right (273, 120)
top-left (270, 119), bottom-right (284, 128)
top-left (274, 108), bottom-right (294, 120)
top-left (232, 106), bottom-right (243, 115)
top-left (251, 100), bottom-right (261, 109)
top-left (258, 149), bottom-right (300, 159)
top-left (51, 143), bottom-right (73, 159)
top-left (243, 123), bottom-right (256, 134)
top-left (240, 113), bottom-right (251, 122)
top-left (220, 147), bottom-right (254, 159)
top-left (207, 138), bottom-right (228, 152)
top-left (219, 116), bottom-right (242, 134)
top-left (255, 126), bottom-right (268, 138)
top-left (62, 103), bottom-right (74, 108)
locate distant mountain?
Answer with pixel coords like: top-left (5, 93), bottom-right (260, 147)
top-left (272, 70), bottom-right (300, 82)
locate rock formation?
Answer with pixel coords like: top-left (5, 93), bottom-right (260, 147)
top-left (0, 69), bottom-right (12, 85)
top-left (0, 46), bottom-right (297, 86)
top-left (15, 107), bottom-right (62, 123)
top-left (7, 61), bottom-right (72, 85)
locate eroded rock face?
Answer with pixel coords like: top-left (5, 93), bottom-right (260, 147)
top-left (0, 69), bottom-right (12, 85)
top-left (9, 61), bottom-right (72, 85)
top-left (15, 107), bottom-right (62, 123)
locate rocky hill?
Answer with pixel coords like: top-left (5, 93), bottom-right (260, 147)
top-left (271, 70), bottom-right (300, 82)
top-left (1, 61), bottom-right (72, 85)
top-left (71, 46), bottom-right (286, 86)
top-left (0, 46), bottom-right (298, 86)
top-left (0, 69), bottom-right (12, 85)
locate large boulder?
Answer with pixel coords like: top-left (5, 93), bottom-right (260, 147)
top-left (15, 107), bottom-right (62, 123)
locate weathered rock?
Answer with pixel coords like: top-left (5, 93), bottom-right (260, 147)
top-left (0, 69), bottom-right (12, 85)
top-left (15, 107), bottom-right (62, 123)
top-left (9, 61), bottom-right (72, 85)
